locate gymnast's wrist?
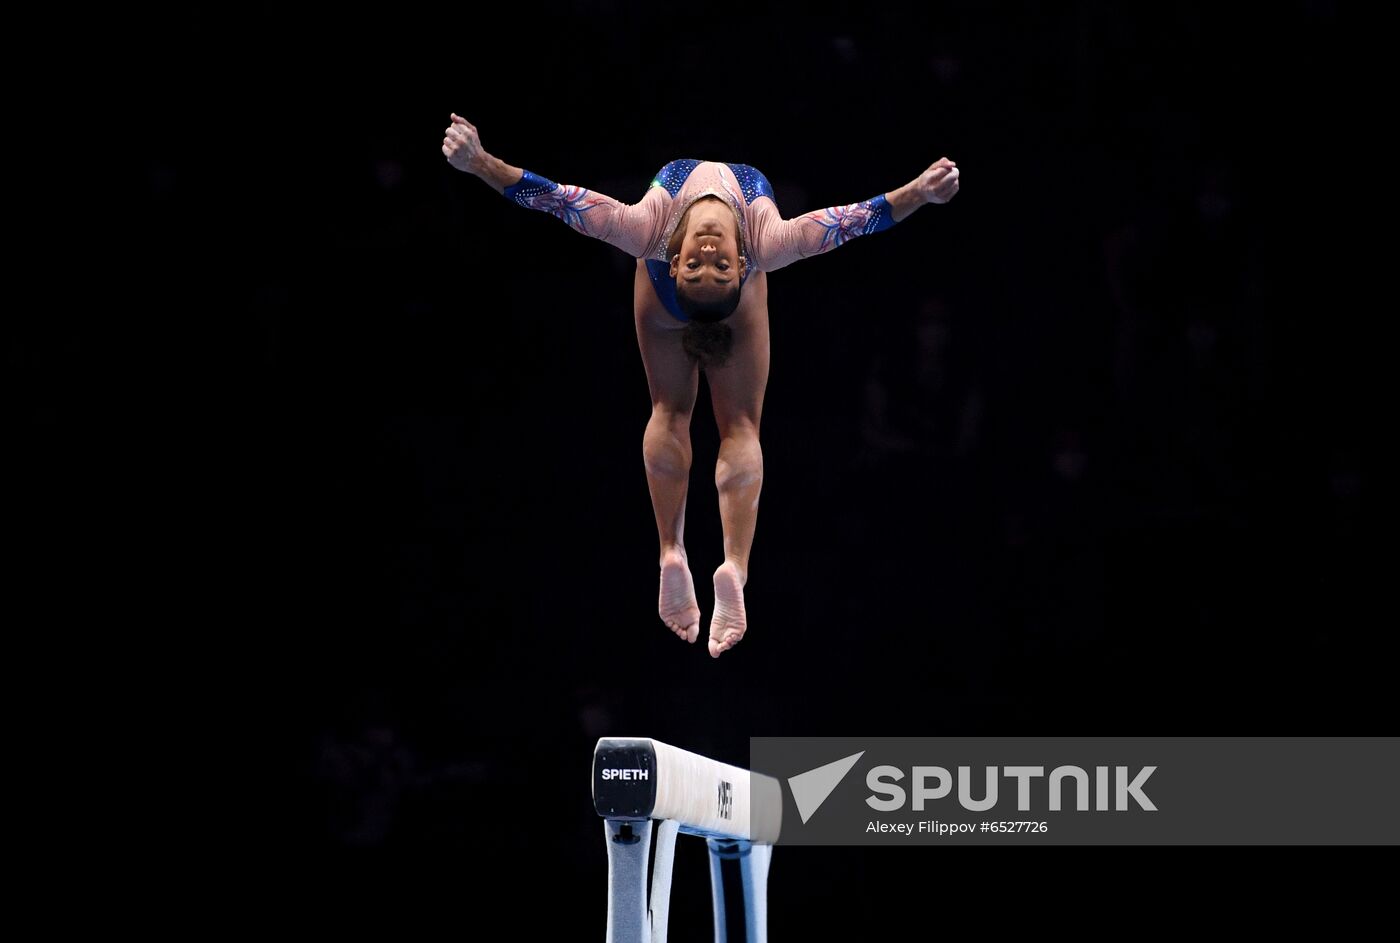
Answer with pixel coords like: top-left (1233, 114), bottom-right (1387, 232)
top-left (466, 151), bottom-right (493, 178)
top-left (887, 181), bottom-right (926, 223)
top-left (474, 153), bottom-right (527, 193)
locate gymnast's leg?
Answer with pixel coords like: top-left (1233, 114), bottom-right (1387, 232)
top-left (703, 269), bottom-right (770, 658)
top-left (634, 260), bottom-right (703, 643)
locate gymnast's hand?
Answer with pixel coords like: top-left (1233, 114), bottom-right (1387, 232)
top-left (915, 157), bottom-right (961, 205)
top-left (443, 113), bottom-right (485, 173)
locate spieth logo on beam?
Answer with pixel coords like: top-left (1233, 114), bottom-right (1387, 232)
top-left (600, 768), bottom-right (650, 781)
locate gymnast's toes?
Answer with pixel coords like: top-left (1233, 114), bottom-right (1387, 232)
top-left (708, 561), bottom-right (748, 658)
top-left (659, 550), bottom-right (702, 643)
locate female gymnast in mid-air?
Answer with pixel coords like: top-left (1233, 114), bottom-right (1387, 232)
top-left (443, 113), bottom-right (960, 658)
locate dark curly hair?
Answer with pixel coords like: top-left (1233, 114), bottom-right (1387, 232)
top-left (669, 197), bottom-right (745, 370)
top-left (677, 284), bottom-right (741, 369)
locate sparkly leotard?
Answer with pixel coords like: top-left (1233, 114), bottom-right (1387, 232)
top-left (502, 159), bottom-right (899, 322)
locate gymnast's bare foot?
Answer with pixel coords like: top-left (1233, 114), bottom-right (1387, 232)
top-left (659, 548), bottom-right (701, 643)
top-left (708, 561), bottom-right (748, 658)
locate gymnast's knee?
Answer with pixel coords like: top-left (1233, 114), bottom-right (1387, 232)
top-left (646, 405), bottom-right (692, 438)
top-left (715, 434), bottom-right (763, 492)
top-left (643, 409), bottom-right (692, 475)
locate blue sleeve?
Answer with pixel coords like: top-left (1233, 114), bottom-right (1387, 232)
top-left (862, 194), bottom-right (898, 234)
top-left (502, 169), bottom-right (560, 207)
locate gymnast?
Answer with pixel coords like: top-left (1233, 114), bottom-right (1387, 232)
top-left (443, 113), bottom-right (960, 657)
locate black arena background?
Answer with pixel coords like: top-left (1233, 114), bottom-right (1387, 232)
top-left (53, 0), bottom-right (1384, 927)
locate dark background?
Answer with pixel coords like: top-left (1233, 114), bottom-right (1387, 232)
top-left (48, 0), bottom-right (1381, 928)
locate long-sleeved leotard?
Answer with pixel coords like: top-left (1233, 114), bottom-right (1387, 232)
top-left (501, 159), bottom-right (900, 322)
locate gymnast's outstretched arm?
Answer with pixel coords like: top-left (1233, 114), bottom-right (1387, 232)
top-left (748, 158), bottom-right (960, 272)
top-left (442, 113), bottom-right (666, 258)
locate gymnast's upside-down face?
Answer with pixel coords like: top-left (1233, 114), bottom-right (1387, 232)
top-left (669, 196), bottom-right (747, 304)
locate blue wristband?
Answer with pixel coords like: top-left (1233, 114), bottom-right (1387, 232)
top-left (503, 169), bottom-right (560, 207)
